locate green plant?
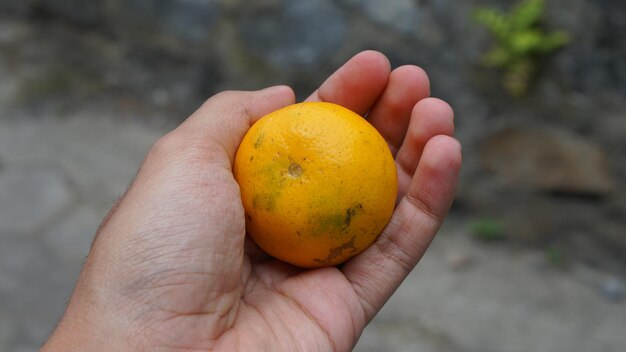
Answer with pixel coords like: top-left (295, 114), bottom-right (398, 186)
top-left (545, 245), bottom-right (566, 266)
top-left (473, 0), bottom-right (569, 96)
top-left (469, 218), bottom-right (506, 241)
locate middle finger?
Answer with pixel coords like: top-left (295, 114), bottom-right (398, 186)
top-left (366, 65), bottom-right (430, 156)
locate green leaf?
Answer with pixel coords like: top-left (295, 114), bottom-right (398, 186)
top-left (510, 30), bottom-right (544, 54)
top-left (539, 31), bottom-right (570, 52)
top-left (545, 246), bottom-right (566, 266)
top-left (472, 0), bottom-right (569, 97)
top-left (474, 8), bottom-right (510, 39)
top-left (469, 218), bottom-right (506, 241)
top-left (511, 0), bottom-right (544, 30)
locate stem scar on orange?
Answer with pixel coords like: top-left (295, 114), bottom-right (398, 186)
top-left (233, 102), bottom-right (397, 268)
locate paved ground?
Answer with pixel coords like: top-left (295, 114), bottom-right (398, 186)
top-left (1, 108), bottom-right (625, 351)
top-left (0, 112), bottom-right (162, 351)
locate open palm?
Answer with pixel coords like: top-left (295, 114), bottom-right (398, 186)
top-left (43, 51), bottom-right (461, 352)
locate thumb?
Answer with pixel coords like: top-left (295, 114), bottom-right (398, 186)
top-left (174, 86), bottom-right (296, 167)
top-left (80, 86), bottom-right (294, 316)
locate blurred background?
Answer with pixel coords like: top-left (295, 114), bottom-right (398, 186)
top-left (0, 0), bottom-right (624, 350)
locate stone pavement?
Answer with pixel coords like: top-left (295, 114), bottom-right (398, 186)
top-left (0, 112), bottom-right (164, 351)
top-left (1, 110), bottom-right (625, 351)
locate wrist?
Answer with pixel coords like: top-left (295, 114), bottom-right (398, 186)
top-left (42, 303), bottom-right (126, 352)
top-left (42, 278), bottom-right (135, 351)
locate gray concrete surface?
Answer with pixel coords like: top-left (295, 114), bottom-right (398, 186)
top-left (0, 113), bottom-right (163, 350)
top-left (356, 226), bottom-right (626, 352)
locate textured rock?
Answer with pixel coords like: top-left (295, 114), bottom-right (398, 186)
top-left (344, 0), bottom-right (419, 34)
top-left (0, 165), bottom-right (73, 234)
top-left (0, 0), bottom-right (36, 14)
top-left (481, 127), bottom-right (615, 196)
top-left (0, 0), bottom-right (103, 24)
top-left (37, 0), bottom-right (104, 24)
top-left (239, 0), bottom-right (346, 68)
top-left (600, 277), bottom-right (626, 303)
top-left (548, 0), bottom-right (626, 95)
top-left (107, 0), bottom-right (220, 52)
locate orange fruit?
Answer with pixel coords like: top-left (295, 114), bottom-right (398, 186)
top-left (233, 102), bottom-right (397, 268)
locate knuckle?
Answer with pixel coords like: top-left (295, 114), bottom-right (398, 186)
top-left (206, 90), bottom-right (245, 106)
top-left (148, 131), bottom-right (184, 161)
top-left (200, 90), bottom-right (250, 118)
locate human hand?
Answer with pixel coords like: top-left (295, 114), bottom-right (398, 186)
top-left (42, 51), bottom-right (461, 352)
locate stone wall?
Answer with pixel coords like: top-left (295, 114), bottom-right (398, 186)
top-left (2, 0), bottom-right (624, 98)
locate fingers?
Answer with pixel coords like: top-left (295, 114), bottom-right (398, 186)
top-left (395, 98), bottom-right (455, 200)
top-left (306, 50), bottom-right (391, 115)
top-left (366, 65), bottom-right (430, 155)
top-left (170, 86), bottom-right (296, 167)
top-left (341, 135), bottom-right (461, 321)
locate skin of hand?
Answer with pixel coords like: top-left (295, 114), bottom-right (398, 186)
top-left (42, 51), bottom-right (461, 352)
